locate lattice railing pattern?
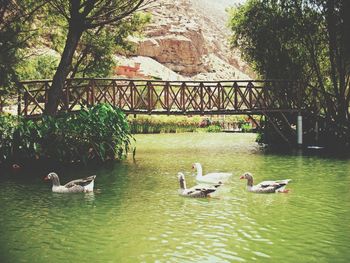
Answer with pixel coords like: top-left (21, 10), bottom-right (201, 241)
top-left (16, 79), bottom-right (302, 116)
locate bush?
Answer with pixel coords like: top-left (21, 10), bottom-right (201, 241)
top-left (0, 114), bottom-right (18, 162)
top-left (205, 125), bottom-right (222, 133)
top-left (241, 123), bottom-right (253, 132)
top-left (128, 115), bottom-right (199, 134)
top-left (0, 104), bottom-right (132, 165)
top-left (255, 132), bottom-right (264, 144)
top-left (16, 54), bottom-right (60, 80)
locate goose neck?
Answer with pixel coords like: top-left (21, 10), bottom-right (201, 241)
top-left (52, 176), bottom-right (60, 187)
top-left (179, 177), bottom-right (187, 190)
top-left (247, 177), bottom-right (253, 187)
top-left (247, 177), bottom-right (254, 187)
top-left (195, 163), bottom-right (202, 178)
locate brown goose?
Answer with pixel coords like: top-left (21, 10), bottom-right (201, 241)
top-left (178, 172), bottom-right (221, 198)
top-left (44, 172), bottom-right (96, 193)
top-left (240, 172), bottom-right (291, 193)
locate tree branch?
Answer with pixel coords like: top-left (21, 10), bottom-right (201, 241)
top-left (85, 0), bottom-right (151, 29)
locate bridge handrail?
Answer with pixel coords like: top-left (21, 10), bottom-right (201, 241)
top-left (2, 78), bottom-right (304, 117)
top-left (19, 78), bottom-right (299, 84)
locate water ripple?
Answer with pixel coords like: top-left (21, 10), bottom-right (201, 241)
top-left (1, 133), bottom-right (350, 262)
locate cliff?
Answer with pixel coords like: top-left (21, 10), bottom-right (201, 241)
top-left (125, 0), bottom-right (253, 80)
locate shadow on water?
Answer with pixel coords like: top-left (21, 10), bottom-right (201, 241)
top-left (262, 144), bottom-right (350, 160)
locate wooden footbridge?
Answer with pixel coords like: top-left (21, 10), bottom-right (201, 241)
top-left (15, 78), bottom-right (303, 116)
top-left (2, 78), bottom-right (315, 145)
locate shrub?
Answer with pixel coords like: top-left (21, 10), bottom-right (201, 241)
top-left (241, 123), bottom-right (253, 132)
top-left (0, 114), bottom-right (18, 162)
top-left (205, 125), bottom-right (222, 133)
top-left (0, 104), bottom-right (132, 165)
top-left (128, 115), bottom-right (199, 134)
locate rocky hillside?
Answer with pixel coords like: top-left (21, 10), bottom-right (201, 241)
top-left (126, 0), bottom-right (253, 80)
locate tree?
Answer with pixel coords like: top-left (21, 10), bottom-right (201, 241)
top-left (45, 0), bottom-right (153, 115)
top-left (228, 0), bottom-right (350, 147)
top-left (0, 0), bottom-right (46, 94)
top-left (69, 12), bottom-right (151, 79)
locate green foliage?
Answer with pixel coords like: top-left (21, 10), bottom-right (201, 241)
top-left (204, 125), bottom-right (222, 133)
top-left (37, 5), bottom-right (67, 53)
top-left (227, 0), bottom-right (320, 80)
top-left (241, 123), bottom-right (253, 133)
top-left (255, 132), bottom-right (264, 144)
top-left (54, 12), bottom-right (151, 79)
top-left (228, 0), bottom-right (350, 148)
top-left (0, 0), bottom-right (42, 93)
top-left (0, 25), bottom-right (20, 92)
top-left (128, 115), bottom-right (254, 134)
top-left (0, 114), bottom-right (18, 161)
top-left (16, 54), bottom-right (59, 80)
top-left (128, 115), bottom-right (200, 134)
top-left (0, 104), bottom-right (132, 164)
top-left (1, 1), bottom-right (151, 92)
top-left (113, 12), bottom-right (152, 55)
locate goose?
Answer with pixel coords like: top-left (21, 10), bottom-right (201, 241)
top-left (192, 163), bottom-right (232, 184)
top-left (240, 172), bottom-right (291, 193)
top-left (44, 172), bottom-right (96, 193)
top-left (178, 172), bottom-right (221, 198)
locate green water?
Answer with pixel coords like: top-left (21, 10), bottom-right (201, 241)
top-left (1, 133), bottom-right (350, 263)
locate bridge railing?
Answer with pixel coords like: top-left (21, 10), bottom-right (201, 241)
top-left (16, 78), bottom-right (301, 116)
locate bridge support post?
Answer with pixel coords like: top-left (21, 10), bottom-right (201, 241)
top-left (315, 120), bottom-right (319, 143)
top-left (297, 114), bottom-right (303, 147)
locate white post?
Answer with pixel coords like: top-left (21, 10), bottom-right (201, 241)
top-left (297, 115), bottom-right (303, 146)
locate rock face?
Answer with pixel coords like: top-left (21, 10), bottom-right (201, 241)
top-left (129, 0), bottom-right (253, 80)
top-left (137, 33), bottom-right (207, 75)
top-left (135, 0), bottom-right (209, 76)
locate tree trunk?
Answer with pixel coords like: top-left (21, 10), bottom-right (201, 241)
top-left (45, 25), bottom-right (83, 115)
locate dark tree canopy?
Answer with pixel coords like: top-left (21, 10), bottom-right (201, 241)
top-left (0, 0), bottom-right (46, 93)
top-left (228, 0), bottom-right (350, 147)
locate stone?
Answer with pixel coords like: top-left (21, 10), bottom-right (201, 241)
top-left (127, 0), bottom-right (254, 79)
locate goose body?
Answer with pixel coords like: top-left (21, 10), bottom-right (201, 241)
top-left (192, 163), bottom-right (232, 184)
top-left (44, 172), bottom-right (96, 193)
top-left (240, 172), bottom-right (291, 193)
top-left (178, 173), bottom-right (220, 198)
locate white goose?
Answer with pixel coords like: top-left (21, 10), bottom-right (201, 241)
top-left (192, 163), bottom-right (232, 184)
top-left (44, 172), bottom-right (96, 193)
top-left (178, 172), bottom-right (221, 198)
top-left (240, 172), bottom-right (291, 193)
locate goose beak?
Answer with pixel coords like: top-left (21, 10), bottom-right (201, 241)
top-left (239, 175), bottom-right (245, 179)
top-left (44, 175), bottom-right (49, 181)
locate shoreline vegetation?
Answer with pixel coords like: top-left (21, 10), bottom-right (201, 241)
top-left (0, 108), bottom-right (255, 169)
top-left (128, 115), bottom-right (254, 134)
top-left (0, 104), bottom-right (132, 168)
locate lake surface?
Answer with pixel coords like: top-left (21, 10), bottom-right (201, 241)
top-left (1, 133), bottom-right (350, 262)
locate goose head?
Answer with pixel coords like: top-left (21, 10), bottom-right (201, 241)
top-left (191, 163), bottom-right (200, 169)
top-left (191, 163), bottom-right (202, 177)
top-left (178, 172), bottom-right (187, 189)
top-left (240, 172), bottom-right (254, 187)
top-left (44, 172), bottom-right (60, 186)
